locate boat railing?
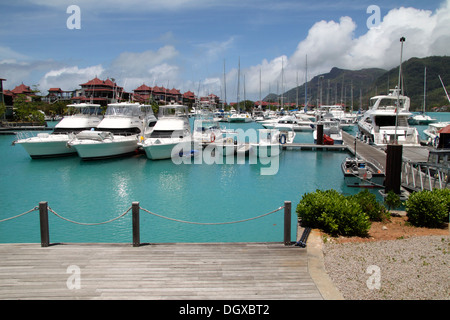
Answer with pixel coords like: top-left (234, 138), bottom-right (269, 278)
top-left (401, 160), bottom-right (449, 192)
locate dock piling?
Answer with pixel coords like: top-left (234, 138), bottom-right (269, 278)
top-left (39, 201), bottom-right (49, 247)
top-left (132, 202), bottom-right (140, 247)
top-left (284, 201), bottom-right (291, 246)
top-left (385, 144), bottom-right (403, 194)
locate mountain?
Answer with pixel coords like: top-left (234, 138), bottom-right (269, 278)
top-left (264, 56), bottom-right (450, 111)
top-left (370, 56), bottom-right (450, 111)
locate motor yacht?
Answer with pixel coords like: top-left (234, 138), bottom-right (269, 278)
top-left (139, 104), bottom-right (191, 160)
top-left (67, 102), bottom-right (156, 160)
top-left (14, 103), bottom-right (102, 158)
top-left (357, 88), bottom-right (420, 146)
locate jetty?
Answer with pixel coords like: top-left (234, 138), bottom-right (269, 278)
top-left (0, 242), bottom-right (326, 300)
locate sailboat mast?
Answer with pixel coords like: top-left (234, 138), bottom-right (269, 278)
top-left (305, 55), bottom-right (308, 110)
top-left (223, 59), bottom-right (227, 109)
top-left (423, 67), bottom-right (427, 113)
top-left (237, 57), bottom-right (240, 113)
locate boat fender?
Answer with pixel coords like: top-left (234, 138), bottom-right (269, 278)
top-left (210, 133), bottom-right (215, 143)
top-left (279, 133), bottom-right (287, 145)
top-left (226, 137), bottom-right (233, 144)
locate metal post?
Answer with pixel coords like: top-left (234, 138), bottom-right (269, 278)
top-left (316, 124), bottom-right (324, 145)
top-left (385, 144), bottom-right (403, 194)
top-left (132, 202), bottom-right (140, 247)
top-left (39, 201), bottom-right (49, 247)
top-left (284, 201), bottom-right (291, 246)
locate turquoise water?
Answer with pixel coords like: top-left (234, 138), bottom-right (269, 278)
top-left (1, 112), bottom-right (449, 244)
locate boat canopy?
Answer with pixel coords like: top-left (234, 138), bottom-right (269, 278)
top-left (105, 103), bottom-right (142, 117)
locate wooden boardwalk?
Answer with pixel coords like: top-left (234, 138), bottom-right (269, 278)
top-left (0, 242), bottom-right (323, 300)
top-left (342, 131), bottom-right (387, 170)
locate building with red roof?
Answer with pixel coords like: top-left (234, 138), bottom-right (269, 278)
top-left (71, 77), bottom-right (124, 106)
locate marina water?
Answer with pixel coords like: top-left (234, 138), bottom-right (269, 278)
top-left (1, 113), bottom-right (449, 244)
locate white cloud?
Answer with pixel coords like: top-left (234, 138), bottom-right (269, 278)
top-left (238, 0), bottom-right (450, 99)
top-left (38, 65), bottom-right (105, 93)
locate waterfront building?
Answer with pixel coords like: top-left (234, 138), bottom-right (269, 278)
top-left (71, 77), bottom-right (125, 106)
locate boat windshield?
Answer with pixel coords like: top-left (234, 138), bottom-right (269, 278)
top-left (158, 105), bottom-right (188, 118)
top-left (67, 104), bottom-right (102, 116)
top-left (194, 120), bottom-right (220, 132)
top-left (105, 104), bottom-right (141, 117)
top-left (370, 97), bottom-right (405, 110)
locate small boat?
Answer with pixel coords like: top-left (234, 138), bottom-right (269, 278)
top-left (341, 157), bottom-right (385, 188)
top-left (408, 113), bottom-right (437, 125)
top-left (68, 103), bottom-right (156, 160)
top-left (192, 117), bottom-right (226, 147)
top-left (14, 103), bottom-right (103, 158)
top-left (423, 122), bottom-right (450, 147)
top-left (313, 120), bottom-right (343, 145)
top-left (139, 103), bottom-right (191, 160)
top-left (250, 129), bottom-right (295, 158)
top-left (263, 115), bottom-right (315, 132)
top-left (228, 113), bottom-right (252, 123)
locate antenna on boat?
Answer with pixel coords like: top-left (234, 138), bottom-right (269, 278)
top-left (394, 36), bottom-right (406, 144)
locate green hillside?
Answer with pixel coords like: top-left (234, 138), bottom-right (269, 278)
top-left (265, 56), bottom-right (450, 112)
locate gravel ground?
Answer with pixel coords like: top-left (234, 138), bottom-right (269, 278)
top-left (323, 235), bottom-right (450, 300)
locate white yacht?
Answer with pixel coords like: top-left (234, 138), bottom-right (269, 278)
top-left (313, 120), bottom-right (343, 145)
top-left (228, 113), bottom-right (252, 123)
top-left (265, 114), bottom-right (315, 132)
top-left (423, 122), bottom-right (450, 147)
top-left (250, 129), bottom-right (295, 158)
top-left (139, 104), bottom-right (191, 160)
top-left (192, 117), bottom-right (226, 147)
top-left (357, 88), bottom-right (420, 146)
top-left (68, 102), bottom-right (156, 160)
top-left (14, 103), bottom-right (102, 158)
top-left (408, 113), bottom-right (437, 125)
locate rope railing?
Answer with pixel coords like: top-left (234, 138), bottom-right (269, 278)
top-left (47, 206), bottom-right (132, 226)
top-left (139, 205), bottom-right (285, 225)
top-left (0, 206), bottom-right (39, 223)
top-left (0, 201), bottom-right (294, 247)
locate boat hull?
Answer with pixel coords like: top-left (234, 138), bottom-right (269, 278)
top-left (341, 158), bottom-right (385, 188)
top-left (15, 134), bottom-right (76, 158)
top-left (70, 136), bottom-right (139, 160)
top-left (141, 140), bottom-right (192, 160)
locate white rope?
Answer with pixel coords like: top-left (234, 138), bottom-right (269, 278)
top-left (139, 205), bottom-right (285, 225)
top-left (0, 206), bottom-right (39, 223)
top-left (48, 206), bottom-right (132, 226)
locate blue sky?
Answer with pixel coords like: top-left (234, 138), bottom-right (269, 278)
top-left (1, 0), bottom-right (449, 101)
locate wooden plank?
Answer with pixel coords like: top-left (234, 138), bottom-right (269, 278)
top-left (0, 243), bottom-right (323, 300)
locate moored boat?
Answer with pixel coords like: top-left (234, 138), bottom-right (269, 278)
top-left (14, 103), bottom-right (102, 158)
top-left (67, 102), bottom-right (156, 160)
top-left (139, 103), bottom-right (191, 160)
top-left (341, 157), bottom-right (385, 188)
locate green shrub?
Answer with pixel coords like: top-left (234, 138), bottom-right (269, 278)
top-left (350, 189), bottom-right (389, 221)
top-left (406, 190), bottom-right (449, 228)
top-left (432, 189), bottom-right (450, 216)
top-left (296, 189), bottom-right (370, 237)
